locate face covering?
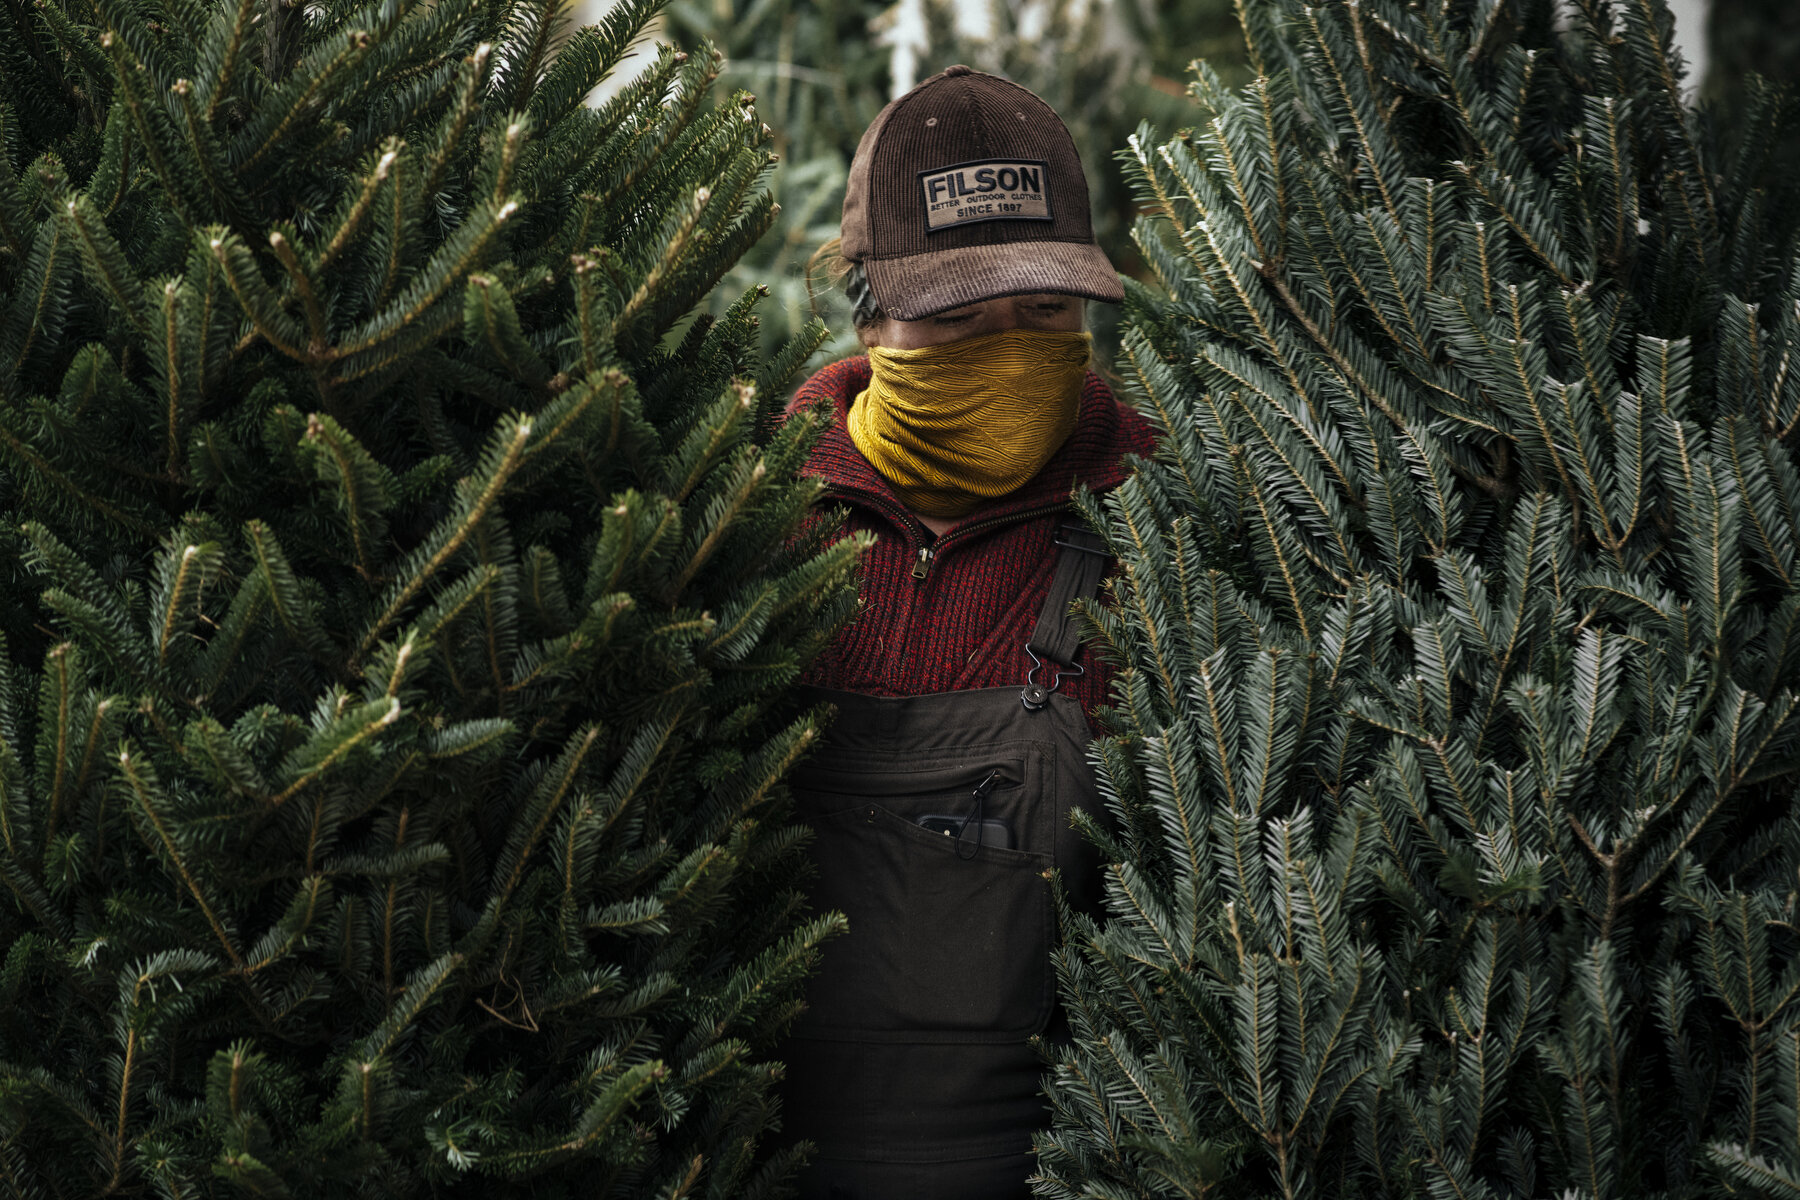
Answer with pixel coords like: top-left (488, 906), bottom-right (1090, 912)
top-left (848, 328), bottom-right (1091, 518)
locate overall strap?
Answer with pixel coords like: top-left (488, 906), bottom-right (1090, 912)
top-left (1021, 525), bottom-right (1111, 710)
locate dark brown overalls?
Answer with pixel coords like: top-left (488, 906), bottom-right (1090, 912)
top-left (783, 529), bottom-right (1109, 1199)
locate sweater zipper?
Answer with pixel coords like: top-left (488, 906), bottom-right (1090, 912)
top-left (938, 502), bottom-right (1068, 553)
top-left (912, 502), bottom-right (1067, 582)
top-left (825, 484), bottom-right (1067, 583)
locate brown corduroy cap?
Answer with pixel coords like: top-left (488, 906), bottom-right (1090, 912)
top-left (841, 65), bottom-right (1123, 322)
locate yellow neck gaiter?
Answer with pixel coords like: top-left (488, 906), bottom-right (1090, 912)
top-left (848, 328), bottom-right (1091, 518)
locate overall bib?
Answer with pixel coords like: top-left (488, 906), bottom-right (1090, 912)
top-left (783, 528), bottom-right (1109, 1200)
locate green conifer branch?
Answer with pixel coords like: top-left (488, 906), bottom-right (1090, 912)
top-left (357, 950), bottom-right (462, 1061)
top-left (573, 50), bottom-right (687, 212)
top-left (0, 221), bottom-right (66, 383)
top-left (156, 281), bottom-right (190, 479)
top-left (1298, 5), bottom-right (1404, 234)
top-left (668, 457), bottom-right (764, 600)
top-left (116, 746), bottom-right (243, 969)
top-left (108, 1026), bottom-right (138, 1190)
top-left (152, 537), bottom-right (223, 665)
top-left (83, 106), bottom-right (134, 220)
top-left (92, 28), bottom-right (203, 228)
top-left (267, 697), bottom-right (400, 808)
top-left (422, 44), bottom-right (492, 202)
top-left (56, 698), bottom-right (114, 868)
top-left (482, 1059), bottom-right (664, 1173)
top-left (299, 413), bottom-right (396, 583)
top-left (170, 78), bottom-right (255, 231)
top-left (243, 520), bottom-right (331, 661)
top-left (233, 21), bottom-right (381, 176)
top-left (368, 150), bottom-right (418, 316)
top-left (494, 0), bottom-right (566, 114)
top-left (210, 231), bottom-right (309, 361)
top-left (189, 571), bottom-right (266, 700)
top-left (478, 724), bottom-right (599, 944)
top-left (62, 194), bottom-right (149, 340)
top-left (189, 716), bottom-right (271, 801)
top-left (465, 273), bottom-right (550, 387)
top-left (1, 426), bottom-right (156, 536)
top-left (525, 0), bottom-right (663, 128)
top-left (27, 4), bottom-right (110, 125)
top-left (267, 229), bottom-right (328, 353)
top-left (194, 0), bottom-right (260, 119)
top-left (315, 143), bottom-right (398, 275)
top-left (614, 187), bottom-right (710, 339)
top-left (0, 117), bottom-right (33, 263)
top-left (33, 642), bottom-right (77, 853)
top-left (358, 416), bottom-right (530, 661)
top-left (517, 372), bottom-right (617, 475)
top-left (335, 197), bottom-right (521, 366)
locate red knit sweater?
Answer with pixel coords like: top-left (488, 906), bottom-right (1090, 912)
top-left (788, 356), bottom-right (1157, 720)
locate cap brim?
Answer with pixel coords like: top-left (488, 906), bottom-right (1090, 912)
top-left (864, 240), bottom-right (1124, 322)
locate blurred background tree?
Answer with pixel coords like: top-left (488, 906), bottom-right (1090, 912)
top-left (1705, 0), bottom-right (1800, 176)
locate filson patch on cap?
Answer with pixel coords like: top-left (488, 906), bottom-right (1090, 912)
top-left (918, 159), bottom-right (1053, 233)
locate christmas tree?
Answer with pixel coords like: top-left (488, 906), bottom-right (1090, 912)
top-left (0, 0), bottom-right (862, 1193)
top-left (1041, 0), bottom-right (1800, 1196)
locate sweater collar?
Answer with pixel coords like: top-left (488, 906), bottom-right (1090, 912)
top-left (791, 355), bottom-right (1136, 531)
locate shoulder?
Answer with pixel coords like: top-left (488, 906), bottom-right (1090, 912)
top-left (1046, 369), bottom-right (1156, 496)
top-left (786, 355), bottom-right (870, 422)
top-left (1078, 369), bottom-right (1157, 472)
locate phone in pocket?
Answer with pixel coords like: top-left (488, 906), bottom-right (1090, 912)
top-left (915, 814), bottom-right (1015, 850)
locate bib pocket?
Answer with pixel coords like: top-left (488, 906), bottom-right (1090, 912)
top-left (793, 755), bottom-right (1055, 1042)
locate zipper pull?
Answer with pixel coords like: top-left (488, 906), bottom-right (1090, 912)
top-left (911, 545), bottom-right (935, 581)
top-left (956, 771), bottom-right (1001, 860)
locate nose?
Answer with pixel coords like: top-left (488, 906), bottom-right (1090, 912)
top-left (968, 297), bottom-right (1030, 335)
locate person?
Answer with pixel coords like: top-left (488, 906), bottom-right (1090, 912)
top-left (779, 65), bottom-right (1156, 1200)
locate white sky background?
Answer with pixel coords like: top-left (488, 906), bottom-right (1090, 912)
top-left (1665, 0), bottom-right (1707, 85)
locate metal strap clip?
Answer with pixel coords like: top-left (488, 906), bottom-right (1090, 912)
top-left (1021, 645), bottom-right (1085, 711)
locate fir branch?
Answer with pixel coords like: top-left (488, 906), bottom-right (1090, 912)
top-left (61, 194), bottom-right (149, 338)
top-left (266, 696), bottom-right (400, 808)
top-left (195, 0), bottom-right (260, 119)
top-left (316, 143), bottom-right (398, 275)
top-left (0, 204), bottom-right (69, 379)
top-left (210, 230), bottom-right (309, 361)
top-left (232, 18), bottom-right (380, 175)
top-left (0, 414), bottom-right (158, 535)
top-left (333, 197), bottom-right (521, 368)
top-left (357, 415), bottom-right (531, 661)
top-left (613, 186), bottom-right (711, 339)
top-left (170, 78), bottom-right (255, 231)
top-left (421, 43), bottom-right (491, 203)
top-left (243, 519), bottom-right (333, 661)
top-left (116, 746), bottom-right (243, 969)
